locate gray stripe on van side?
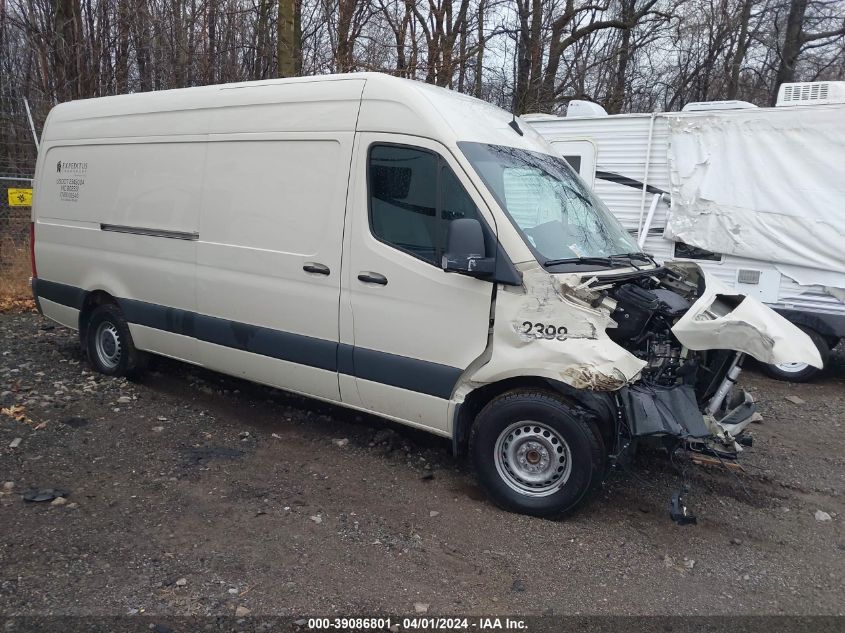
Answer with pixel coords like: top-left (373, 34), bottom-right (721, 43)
top-left (32, 278), bottom-right (86, 310)
top-left (33, 279), bottom-right (460, 399)
top-left (351, 346), bottom-right (462, 400)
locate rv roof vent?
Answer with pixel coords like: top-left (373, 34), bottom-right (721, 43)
top-left (565, 100), bottom-right (608, 118)
top-left (681, 100), bottom-right (757, 112)
top-left (776, 81), bottom-right (845, 106)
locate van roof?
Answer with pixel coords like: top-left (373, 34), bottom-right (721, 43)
top-left (42, 72), bottom-right (549, 152)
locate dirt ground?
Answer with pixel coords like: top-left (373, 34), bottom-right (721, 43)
top-left (1, 312), bottom-right (843, 617)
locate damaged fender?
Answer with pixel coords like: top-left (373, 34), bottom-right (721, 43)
top-left (668, 262), bottom-right (823, 368)
top-left (467, 267), bottom-right (646, 391)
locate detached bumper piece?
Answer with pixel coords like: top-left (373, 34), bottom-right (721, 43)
top-left (620, 351), bottom-right (757, 456)
top-left (620, 384), bottom-right (711, 439)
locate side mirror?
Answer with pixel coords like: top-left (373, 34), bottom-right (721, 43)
top-left (442, 218), bottom-right (495, 277)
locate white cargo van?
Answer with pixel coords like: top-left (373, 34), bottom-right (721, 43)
top-left (31, 73), bottom-right (820, 517)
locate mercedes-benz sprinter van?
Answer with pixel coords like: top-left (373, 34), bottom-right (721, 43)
top-left (31, 73), bottom-right (820, 517)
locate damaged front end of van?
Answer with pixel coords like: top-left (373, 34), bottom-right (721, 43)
top-left (456, 140), bottom-right (820, 476)
top-left (466, 259), bottom-right (822, 467)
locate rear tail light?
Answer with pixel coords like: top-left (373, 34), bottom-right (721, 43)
top-left (30, 222), bottom-right (37, 278)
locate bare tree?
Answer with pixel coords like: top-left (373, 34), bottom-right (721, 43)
top-left (771, 0), bottom-right (845, 103)
top-left (278, 0), bottom-right (302, 76)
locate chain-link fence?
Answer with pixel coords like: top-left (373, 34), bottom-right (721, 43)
top-left (1, 175), bottom-right (34, 303)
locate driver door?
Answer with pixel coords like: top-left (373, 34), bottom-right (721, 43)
top-left (339, 134), bottom-right (497, 433)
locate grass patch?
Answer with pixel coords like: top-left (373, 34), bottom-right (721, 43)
top-left (0, 234), bottom-right (35, 313)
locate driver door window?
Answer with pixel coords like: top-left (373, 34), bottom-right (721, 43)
top-left (368, 144), bottom-right (483, 265)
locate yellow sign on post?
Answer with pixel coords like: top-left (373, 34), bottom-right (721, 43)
top-left (7, 188), bottom-right (33, 207)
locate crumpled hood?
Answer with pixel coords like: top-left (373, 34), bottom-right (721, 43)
top-left (668, 262), bottom-right (823, 368)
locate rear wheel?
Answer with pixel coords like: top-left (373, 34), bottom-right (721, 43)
top-left (763, 327), bottom-right (829, 382)
top-left (84, 303), bottom-right (148, 378)
top-left (470, 390), bottom-right (606, 518)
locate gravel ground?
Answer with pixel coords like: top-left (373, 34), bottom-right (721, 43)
top-left (1, 312), bottom-right (843, 617)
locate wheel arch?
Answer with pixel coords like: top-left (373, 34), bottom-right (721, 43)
top-left (451, 376), bottom-right (618, 458)
top-left (78, 289), bottom-right (121, 345)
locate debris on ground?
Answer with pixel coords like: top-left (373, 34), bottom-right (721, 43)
top-left (61, 416), bottom-right (89, 428)
top-left (815, 510), bottom-right (833, 522)
top-left (2, 404), bottom-right (33, 425)
top-left (784, 395), bottom-right (806, 405)
top-left (22, 488), bottom-right (69, 503)
top-left (371, 428), bottom-right (397, 445)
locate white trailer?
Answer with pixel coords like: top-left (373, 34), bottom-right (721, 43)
top-left (525, 82), bottom-right (845, 380)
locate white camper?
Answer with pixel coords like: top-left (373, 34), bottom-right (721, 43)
top-left (31, 73), bottom-right (819, 517)
top-left (525, 81), bottom-right (845, 381)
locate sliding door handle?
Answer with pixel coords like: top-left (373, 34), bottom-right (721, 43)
top-left (303, 262), bottom-right (330, 275)
top-left (357, 272), bottom-right (388, 285)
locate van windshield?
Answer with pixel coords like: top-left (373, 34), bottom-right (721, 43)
top-left (458, 142), bottom-right (641, 267)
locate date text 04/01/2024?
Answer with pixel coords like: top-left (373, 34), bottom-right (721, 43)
top-left (306, 617), bottom-right (528, 630)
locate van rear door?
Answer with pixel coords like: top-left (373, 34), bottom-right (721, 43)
top-left (340, 134), bottom-right (496, 433)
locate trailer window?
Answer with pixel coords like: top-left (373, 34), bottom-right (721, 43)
top-left (673, 241), bottom-right (722, 262)
top-left (562, 155), bottom-right (582, 172)
top-left (368, 144), bottom-right (484, 266)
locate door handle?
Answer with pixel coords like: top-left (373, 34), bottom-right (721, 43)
top-left (357, 272), bottom-right (388, 286)
top-left (303, 262), bottom-right (330, 275)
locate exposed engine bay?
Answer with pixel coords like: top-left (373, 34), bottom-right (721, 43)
top-left (574, 266), bottom-right (759, 456)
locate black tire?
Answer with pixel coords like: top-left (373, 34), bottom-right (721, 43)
top-left (84, 303), bottom-right (148, 378)
top-left (470, 390), bottom-right (606, 518)
top-left (762, 327), bottom-right (829, 382)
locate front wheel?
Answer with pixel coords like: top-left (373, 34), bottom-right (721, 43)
top-left (763, 327), bottom-right (829, 382)
top-left (470, 390), bottom-right (606, 518)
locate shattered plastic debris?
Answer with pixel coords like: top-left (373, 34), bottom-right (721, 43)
top-left (22, 488), bottom-right (70, 503)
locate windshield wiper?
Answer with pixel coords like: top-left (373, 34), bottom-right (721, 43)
top-left (617, 251), bottom-right (657, 267)
top-left (543, 252), bottom-right (655, 268)
top-left (543, 256), bottom-right (618, 267)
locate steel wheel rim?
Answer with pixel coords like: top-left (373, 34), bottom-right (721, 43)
top-left (775, 361), bottom-right (809, 373)
top-left (494, 420), bottom-right (572, 497)
top-left (94, 321), bottom-right (122, 369)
